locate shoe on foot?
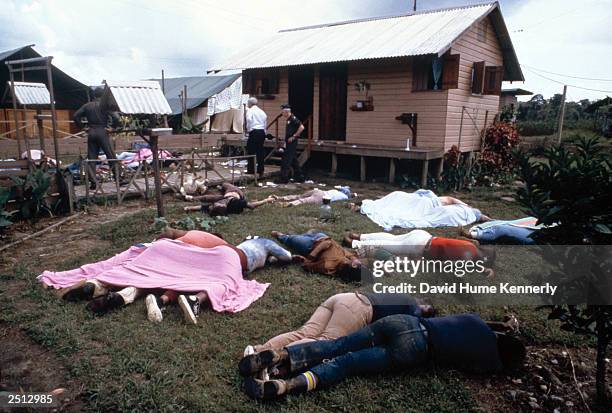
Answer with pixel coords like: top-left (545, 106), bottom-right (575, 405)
top-left (61, 280), bottom-right (96, 302)
top-left (86, 292), bottom-right (125, 314)
top-left (146, 294), bottom-right (164, 323)
top-left (238, 350), bottom-right (282, 377)
top-left (244, 377), bottom-right (283, 400)
top-left (178, 295), bottom-right (200, 325)
top-left (243, 345), bottom-right (256, 357)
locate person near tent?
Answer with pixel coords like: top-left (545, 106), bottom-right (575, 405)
top-left (182, 182), bottom-right (274, 216)
top-left (73, 87), bottom-right (124, 190)
top-left (245, 97), bottom-right (267, 178)
top-left (277, 104), bottom-right (304, 184)
top-left (239, 313), bottom-right (526, 400)
top-left (271, 230), bottom-right (363, 281)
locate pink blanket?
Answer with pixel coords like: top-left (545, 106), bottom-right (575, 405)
top-left (37, 239), bottom-right (269, 313)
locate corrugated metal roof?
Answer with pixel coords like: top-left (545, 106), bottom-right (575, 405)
top-left (8, 81), bottom-right (51, 105)
top-left (211, 2), bottom-right (497, 70)
top-left (151, 74), bottom-right (240, 115)
top-left (104, 80), bottom-right (172, 115)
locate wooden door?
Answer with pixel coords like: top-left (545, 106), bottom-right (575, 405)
top-left (318, 63), bottom-right (347, 140)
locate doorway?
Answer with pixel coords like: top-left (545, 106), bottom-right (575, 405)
top-left (288, 66), bottom-right (314, 138)
top-left (318, 63), bottom-right (347, 140)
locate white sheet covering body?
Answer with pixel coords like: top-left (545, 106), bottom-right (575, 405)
top-left (359, 190), bottom-right (480, 230)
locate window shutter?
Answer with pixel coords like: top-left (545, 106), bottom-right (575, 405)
top-left (242, 70), bottom-right (255, 94)
top-left (471, 61), bottom-right (485, 94)
top-left (442, 54), bottom-right (460, 89)
top-left (268, 69), bottom-right (279, 94)
top-left (484, 66), bottom-right (503, 95)
top-left (412, 56), bottom-right (431, 91)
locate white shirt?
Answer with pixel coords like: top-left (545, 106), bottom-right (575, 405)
top-left (245, 105), bottom-right (267, 132)
top-left (323, 189), bottom-right (349, 202)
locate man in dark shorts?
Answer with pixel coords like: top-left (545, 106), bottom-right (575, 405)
top-left (278, 104), bottom-right (304, 184)
top-left (183, 182), bottom-right (274, 216)
top-left (73, 87), bottom-right (122, 189)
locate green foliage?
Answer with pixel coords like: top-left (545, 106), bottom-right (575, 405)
top-left (516, 135), bottom-right (612, 403)
top-left (0, 187), bottom-right (18, 228)
top-left (12, 169), bottom-right (53, 221)
top-left (156, 215), bottom-right (228, 232)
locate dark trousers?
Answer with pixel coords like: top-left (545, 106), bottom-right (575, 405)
top-left (277, 232), bottom-right (327, 255)
top-left (280, 139), bottom-right (303, 182)
top-left (86, 127), bottom-right (118, 184)
top-left (246, 129), bottom-right (265, 174)
top-left (285, 314), bottom-right (429, 387)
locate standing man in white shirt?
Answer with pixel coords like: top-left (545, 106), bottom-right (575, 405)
top-left (245, 97), bottom-right (267, 177)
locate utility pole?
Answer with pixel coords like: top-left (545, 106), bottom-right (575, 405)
top-left (413, 0), bottom-right (417, 12)
top-left (557, 85), bottom-right (567, 143)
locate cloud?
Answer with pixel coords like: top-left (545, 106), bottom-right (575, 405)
top-left (0, 0), bottom-right (610, 101)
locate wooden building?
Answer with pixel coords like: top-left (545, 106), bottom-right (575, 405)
top-left (0, 45), bottom-right (89, 145)
top-left (211, 1), bottom-right (523, 184)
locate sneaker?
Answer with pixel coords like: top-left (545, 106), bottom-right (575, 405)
top-left (238, 350), bottom-right (281, 377)
top-left (145, 294), bottom-right (164, 323)
top-left (86, 292), bottom-right (125, 314)
top-left (178, 295), bottom-right (200, 325)
top-left (243, 345), bottom-right (256, 357)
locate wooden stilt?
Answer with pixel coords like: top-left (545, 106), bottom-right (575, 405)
top-left (360, 156), bottom-right (366, 182)
top-left (388, 158), bottom-right (396, 184)
top-left (421, 159), bottom-right (429, 188)
top-left (436, 157), bottom-right (444, 180)
top-left (331, 153), bottom-right (337, 177)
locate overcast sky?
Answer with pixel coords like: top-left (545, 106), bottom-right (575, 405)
top-left (1, 0), bottom-right (611, 101)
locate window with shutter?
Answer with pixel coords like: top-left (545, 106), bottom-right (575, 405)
top-left (260, 69), bottom-right (279, 94)
top-left (242, 70), bottom-right (256, 94)
top-left (483, 66), bottom-right (503, 95)
top-left (471, 61), bottom-right (485, 94)
top-left (442, 53), bottom-right (460, 89)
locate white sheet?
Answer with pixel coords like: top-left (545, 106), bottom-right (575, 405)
top-left (359, 190), bottom-right (479, 230)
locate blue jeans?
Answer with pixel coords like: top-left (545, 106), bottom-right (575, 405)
top-left (278, 231), bottom-right (327, 255)
top-left (473, 222), bottom-right (535, 245)
top-left (286, 314), bottom-right (429, 387)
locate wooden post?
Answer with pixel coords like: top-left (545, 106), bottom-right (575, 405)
top-left (36, 109), bottom-right (45, 152)
top-left (360, 156), bottom-right (366, 182)
top-left (45, 59), bottom-right (60, 162)
top-left (331, 153), bottom-right (337, 177)
top-left (143, 160), bottom-right (149, 200)
top-left (557, 85), bottom-right (567, 143)
top-left (421, 159), bottom-right (429, 188)
top-left (436, 157), bottom-right (444, 180)
top-left (388, 158), bottom-right (396, 184)
top-left (114, 161), bottom-right (121, 205)
top-left (457, 106), bottom-right (465, 151)
top-left (151, 136), bottom-right (165, 217)
top-left (7, 69), bottom-right (22, 157)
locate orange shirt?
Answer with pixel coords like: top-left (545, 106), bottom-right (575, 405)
top-left (303, 238), bottom-right (356, 276)
top-left (427, 237), bottom-right (479, 260)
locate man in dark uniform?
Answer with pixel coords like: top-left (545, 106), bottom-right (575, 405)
top-left (73, 87), bottom-right (121, 189)
top-left (278, 104), bottom-right (304, 184)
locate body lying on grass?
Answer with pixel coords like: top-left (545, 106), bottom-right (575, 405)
top-left (272, 230), bottom-right (364, 281)
top-left (459, 217), bottom-right (544, 245)
top-left (181, 182), bottom-right (274, 216)
top-left (344, 229), bottom-right (496, 275)
top-left (239, 312), bottom-right (526, 400)
top-left (39, 229), bottom-right (294, 324)
top-left (271, 186), bottom-right (354, 207)
top-left (353, 189), bottom-right (492, 231)
top-left (245, 292), bottom-right (435, 360)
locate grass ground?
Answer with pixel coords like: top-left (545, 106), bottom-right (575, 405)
top-left (0, 177), bottom-right (608, 412)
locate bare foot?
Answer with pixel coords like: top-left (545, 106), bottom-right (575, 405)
top-left (271, 231), bottom-right (284, 239)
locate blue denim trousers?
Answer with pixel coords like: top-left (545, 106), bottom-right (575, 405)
top-left (278, 231), bottom-right (328, 255)
top-left (286, 314), bottom-right (429, 387)
top-left (473, 222), bottom-right (535, 245)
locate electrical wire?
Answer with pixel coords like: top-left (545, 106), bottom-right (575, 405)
top-left (521, 64), bottom-right (612, 82)
top-left (522, 66), bottom-right (612, 94)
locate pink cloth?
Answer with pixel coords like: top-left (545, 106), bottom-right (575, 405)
top-left (37, 239), bottom-right (269, 313)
